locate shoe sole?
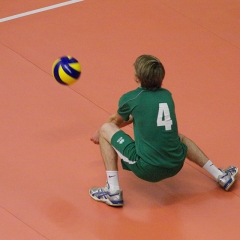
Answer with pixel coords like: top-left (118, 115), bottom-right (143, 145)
top-left (224, 178), bottom-right (236, 191)
top-left (89, 190), bottom-right (123, 207)
top-left (224, 169), bottom-right (238, 191)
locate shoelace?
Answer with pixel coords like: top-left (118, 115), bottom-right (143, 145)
top-left (95, 188), bottom-right (109, 198)
top-left (225, 168), bottom-right (237, 176)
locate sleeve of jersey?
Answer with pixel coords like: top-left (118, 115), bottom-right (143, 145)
top-left (117, 95), bottom-right (131, 121)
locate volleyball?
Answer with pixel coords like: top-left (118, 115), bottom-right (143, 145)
top-left (52, 56), bottom-right (81, 85)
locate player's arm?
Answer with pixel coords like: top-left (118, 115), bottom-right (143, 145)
top-left (107, 112), bottom-right (133, 128)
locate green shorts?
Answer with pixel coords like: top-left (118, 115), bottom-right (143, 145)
top-left (111, 130), bottom-right (184, 182)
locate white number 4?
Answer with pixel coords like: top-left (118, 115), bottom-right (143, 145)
top-left (157, 103), bottom-right (173, 131)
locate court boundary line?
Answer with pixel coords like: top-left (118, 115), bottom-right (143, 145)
top-left (0, 0), bottom-right (84, 23)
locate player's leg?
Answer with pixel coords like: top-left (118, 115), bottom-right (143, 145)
top-left (89, 123), bottom-right (123, 206)
top-left (99, 123), bottom-right (119, 171)
top-left (179, 134), bottom-right (211, 167)
top-left (179, 134), bottom-right (238, 190)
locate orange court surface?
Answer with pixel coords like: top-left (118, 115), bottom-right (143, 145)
top-left (0, 0), bottom-right (240, 239)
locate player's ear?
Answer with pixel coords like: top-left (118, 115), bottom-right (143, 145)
top-left (134, 74), bottom-right (140, 83)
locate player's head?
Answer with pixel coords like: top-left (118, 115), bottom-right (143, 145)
top-left (134, 55), bottom-right (165, 91)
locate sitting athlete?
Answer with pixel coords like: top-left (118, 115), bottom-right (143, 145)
top-left (89, 54), bottom-right (238, 207)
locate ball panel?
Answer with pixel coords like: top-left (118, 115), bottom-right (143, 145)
top-left (69, 62), bottom-right (81, 72)
top-left (52, 59), bottom-right (60, 76)
top-left (61, 63), bottom-right (80, 79)
top-left (58, 66), bottom-right (78, 85)
top-left (60, 63), bottom-right (80, 79)
top-left (53, 61), bottom-right (64, 82)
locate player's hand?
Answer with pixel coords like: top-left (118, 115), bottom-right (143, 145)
top-left (90, 130), bottom-right (100, 144)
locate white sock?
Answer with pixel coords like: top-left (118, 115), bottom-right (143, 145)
top-left (106, 171), bottom-right (120, 192)
top-left (203, 160), bottom-right (223, 180)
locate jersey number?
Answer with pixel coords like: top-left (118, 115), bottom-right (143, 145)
top-left (157, 103), bottom-right (173, 131)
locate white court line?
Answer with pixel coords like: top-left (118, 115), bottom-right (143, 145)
top-left (0, 0), bottom-right (84, 23)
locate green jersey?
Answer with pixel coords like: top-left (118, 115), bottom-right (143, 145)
top-left (117, 87), bottom-right (187, 168)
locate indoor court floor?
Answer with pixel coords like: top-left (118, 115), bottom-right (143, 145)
top-left (0, 0), bottom-right (240, 239)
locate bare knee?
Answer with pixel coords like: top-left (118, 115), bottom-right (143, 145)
top-left (100, 122), bottom-right (119, 134)
top-left (100, 123), bottom-right (120, 142)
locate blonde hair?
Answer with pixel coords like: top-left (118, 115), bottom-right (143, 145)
top-left (134, 55), bottom-right (165, 91)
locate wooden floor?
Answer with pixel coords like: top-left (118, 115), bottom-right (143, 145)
top-left (0, 1), bottom-right (240, 239)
